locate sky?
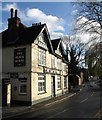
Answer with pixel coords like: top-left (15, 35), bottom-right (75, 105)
top-left (1, 2), bottom-right (77, 39)
top-left (1, 1), bottom-right (100, 68)
top-left (1, 1), bottom-right (99, 43)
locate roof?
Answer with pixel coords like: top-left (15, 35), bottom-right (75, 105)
top-left (51, 38), bottom-right (61, 51)
top-left (51, 38), bottom-right (68, 63)
top-left (2, 23), bottom-right (45, 47)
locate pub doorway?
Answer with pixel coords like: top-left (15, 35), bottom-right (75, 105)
top-left (51, 76), bottom-right (55, 97)
top-left (2, 79), bottom-right (11, 106)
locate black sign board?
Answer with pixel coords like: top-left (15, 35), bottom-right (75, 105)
top-left (14, 48), bottom-right (26, 67)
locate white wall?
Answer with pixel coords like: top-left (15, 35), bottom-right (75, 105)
top-left (2, 45), bottom-right (31, 73)
top-left (2, 44), bottom-right (32, 102)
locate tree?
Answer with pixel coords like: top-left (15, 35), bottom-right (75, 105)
top-left (73, 2), bottom-right (102, 79)
top-left (62, 36), bottom-right (86, 87)
top-left (86, 42), bottom-right (102, 78)
top-left (74, 1), bottom-right (102, 45)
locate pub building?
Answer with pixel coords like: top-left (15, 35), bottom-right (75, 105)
top-left (1, 9), bottom-right (68, 106)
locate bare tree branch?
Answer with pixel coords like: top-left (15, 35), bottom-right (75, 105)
top-left (73, 1), bottom-right (102, 42)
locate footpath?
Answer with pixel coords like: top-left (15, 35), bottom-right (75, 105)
top-left (2, 87), bottom-right (82, 120)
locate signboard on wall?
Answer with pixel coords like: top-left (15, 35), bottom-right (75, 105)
top-left (14, 48), bottom-right (26, 67)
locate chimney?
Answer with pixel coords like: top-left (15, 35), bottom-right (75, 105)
top-left (10, 8), bottom-right (13, 18)
top-left (15, 9), bottom-right (17, 17)
top-left (8, 8), bottom-right (21, 29)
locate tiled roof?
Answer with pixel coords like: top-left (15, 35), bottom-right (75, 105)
top-left (2, 23), bottom-right (45, 47)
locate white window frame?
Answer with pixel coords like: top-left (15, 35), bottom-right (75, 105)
top-left (38, 48), bottom-right (46, 66)
top-left (57, 76), bottom-right (61, 90)
top-left (19, 81), bottom-right (27, 94)
top-left (64, 64), bottom-right (68, 72)
top-left (57, 60), bottom-right (61, 70)
top-left (38, 75), bottom-right (46, 94)
top-left (51, 56), bottom-right (55, 68)
top-left (64, 64), bottom-right (66, 71)
top-left (64, 76), bottom-right (67, 89)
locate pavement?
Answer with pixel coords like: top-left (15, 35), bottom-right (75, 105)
top-left (2, 91), bottom-right (79, 120)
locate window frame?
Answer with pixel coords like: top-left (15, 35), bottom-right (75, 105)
top-left (64, 64), bottom-right (68, 72)
top-left (19, 80), bottom-right (27, 95)
top-left (51, 55), bottom-right (55, 68)
top-left (64, 76), bottom-right (67, 89)
top-left (57, 76), bottom-right (61, 90)
top-left (57, 60), bottom-right (61, 70)
top-left (38, 47), bottom-right (46, 66)
top-left (38, 74), bottom-right (46, 94)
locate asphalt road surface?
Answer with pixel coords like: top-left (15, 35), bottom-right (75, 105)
top-left (7, 80), bottom-right (102, 119)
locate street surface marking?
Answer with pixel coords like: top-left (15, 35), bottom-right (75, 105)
top-left (80, 98), bottom-right (88, 103)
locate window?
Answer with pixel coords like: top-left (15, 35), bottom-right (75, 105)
top-left (64, 65), bottom-right (68, 72)
top-left (51, 56), bottom-right (55, 68)
top-left (19, 81), bottom-right (27, 94)
top-left (64, 65), bottom-right (66, 71)
top-left (57, 76), bottom-right (61, 90)
top-left (39, 36), bottom-right (43, 41)
top-left (57, 60), bottom-right (61, 70)
top-left (38, 75), bottom-right (46, 94)
top-left (38, 48), bottom-right (46, 66)
top-left (64, 76), bottom-right (67, 89)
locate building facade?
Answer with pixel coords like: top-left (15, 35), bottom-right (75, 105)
top-left (2, 9), bottom-right (68, 106)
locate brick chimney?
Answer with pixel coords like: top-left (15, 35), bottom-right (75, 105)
top-left (8, 8), bottom-right (21, 29)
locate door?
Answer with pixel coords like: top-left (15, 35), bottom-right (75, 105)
top-left (2, 82), bottom-right (7, 106)
top-left (51, 76), bottom-right (55, 97)
top-left (7, 84), bottom-right (11, 105)
top-left (2, 80), bottom-right (11, 106)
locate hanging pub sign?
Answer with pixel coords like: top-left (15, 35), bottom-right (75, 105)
top-left (14, 48), bottom-right (26, 67)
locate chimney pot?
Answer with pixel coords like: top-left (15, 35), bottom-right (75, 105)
top-left (15, 9), bottom-right (17, 17)
top-left (10, 8), bottom-right (13, 18)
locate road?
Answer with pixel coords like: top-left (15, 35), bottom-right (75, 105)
top-left (7, 80), bottom-right (102, 119)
